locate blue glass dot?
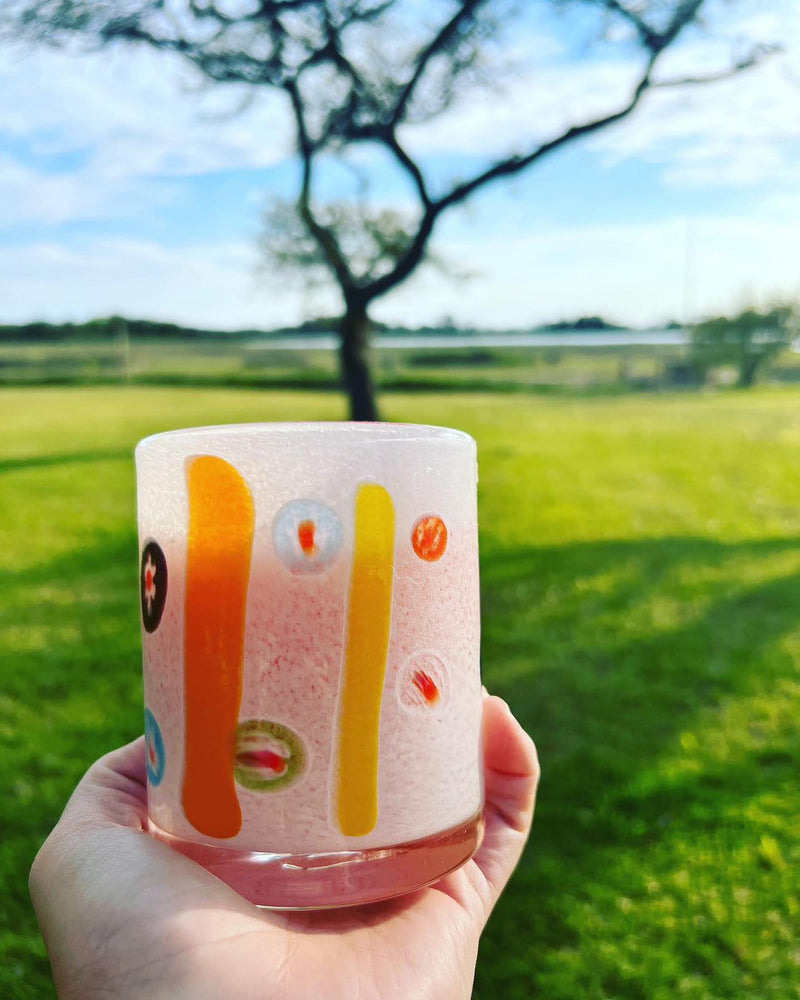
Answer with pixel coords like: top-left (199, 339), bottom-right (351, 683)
top-left (144, 707), bottom-right (166, 786)
top-left (273, 500), bottom-right (343, 575)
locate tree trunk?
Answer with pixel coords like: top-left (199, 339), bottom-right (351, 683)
top-left (737, 355), bottom-right (760, 388)
top-left (339, 303), bottom-right (379, 421)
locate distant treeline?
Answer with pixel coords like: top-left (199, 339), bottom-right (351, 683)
top-left (0, 314), bottom-right (647, 342)
top-left (0, 317), bottom-right (262, 342)
top-left (541, 316), bottom-right (628, 332)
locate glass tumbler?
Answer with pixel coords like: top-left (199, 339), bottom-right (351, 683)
top-left (135, 422), bottom-right (483, 908)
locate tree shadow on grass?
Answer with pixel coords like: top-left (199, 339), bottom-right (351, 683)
top-left (3, 531), bottom-right (800, 999)
top-left (0, 449), bottom-right (133, 475)
top-left (475, 534), bottom-right (800, 997)
top-left (1, 529), bottom-right (143, 812)
top-left (0, 530), bottom-right (143, 1000)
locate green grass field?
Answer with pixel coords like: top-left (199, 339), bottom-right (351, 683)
top-left (2, 385), bottom-right (799, 999)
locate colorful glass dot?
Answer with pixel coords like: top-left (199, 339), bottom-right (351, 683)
top-left (140, 541), bottom-right (168, 633)
top-left (411, 515), bottom-right (448, 562)
top-left (234, 719), bottom-right (307, 792)
top-left (412, 669), bottom-right (440, 705)
top-left (273, 500), bottom-right (343, 575)
top-left (298, 519), bottom-right (317, 556)
top-left (144, 707), bottom-right (166, 786)
top-left (398, 651), bottom-right (449, 712)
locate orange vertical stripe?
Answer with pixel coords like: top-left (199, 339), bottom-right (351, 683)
top-left (337, 483), bottom-right (395, 837)
top-left (182, 455), bottom-right (254, 839)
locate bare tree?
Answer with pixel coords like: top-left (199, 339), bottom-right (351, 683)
top-left (3, 0), bottom-right (773, 418)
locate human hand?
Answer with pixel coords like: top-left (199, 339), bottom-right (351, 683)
top-left (30, 693), bottom-right (539, 1000)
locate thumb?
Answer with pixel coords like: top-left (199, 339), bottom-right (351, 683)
top-left (472, 693), bottom-right (540, 914)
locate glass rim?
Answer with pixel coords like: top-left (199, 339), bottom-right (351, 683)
top-left (136, 421), bottom-right (475, 453)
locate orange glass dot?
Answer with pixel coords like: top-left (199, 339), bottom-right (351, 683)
top-left (411, 515), bottom-right (447, 561)
top-left (412, 669), bottom-right (440, 705)
top-left (298, 519), bottom-right (317, 556)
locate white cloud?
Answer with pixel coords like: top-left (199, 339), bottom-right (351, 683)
top-left (399, 58), bottom-right (641, 163)
top-left (0, 42), bottom-right (294, 227)
top-left (1, 1), bottom-right (799, 329)
top-left (587, 0), bottom-right (800, 188)
top-left (4, 205), bottom-right (798, 331)
top-left (399, 0), bottom-right (800, 191)
top-left (0, 151), bottom-right (180, 226)
top-left (4, 0), bottom-right (796, 207)
top-left (0, 238), bottom-right (323, 328)
top-left (590, 52), bottom-right (800, 188)
top-left (0, 43), bottom-right (291, 177)
top-left (373, 208), bottom-right (800, 329)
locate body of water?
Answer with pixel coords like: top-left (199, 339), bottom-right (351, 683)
top-left (245, 329), bottom-right (689, 351)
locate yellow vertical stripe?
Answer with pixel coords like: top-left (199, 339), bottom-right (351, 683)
top-left (182, 456), bottom-right (254, 839)
top-left (337, 483), bottom-right (395, 837)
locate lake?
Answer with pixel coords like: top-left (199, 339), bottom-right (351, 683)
top-left (245, 329), bottom-right (689, 351)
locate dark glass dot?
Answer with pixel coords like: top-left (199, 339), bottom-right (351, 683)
top-left (140, 540), bottom-right (168, 633)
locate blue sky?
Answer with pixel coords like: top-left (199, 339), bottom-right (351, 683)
top-left (1, 0), bottom-right (798, 330)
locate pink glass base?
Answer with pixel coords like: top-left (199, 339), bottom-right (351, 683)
top-left (148, 812), bottom-right (484, 909)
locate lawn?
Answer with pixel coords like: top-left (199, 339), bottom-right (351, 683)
top-left (1, 385), bottom-right (799, 999)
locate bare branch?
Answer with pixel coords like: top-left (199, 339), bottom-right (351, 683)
top-left (653, 0), bottom-right (705, 53)
top-left (385, 132), bottom-right (431, 208)
top-left (390, 0), bottom-right (487, 126)
top-left (298, 173), bottom-right (357, 293)
top-left (187, 1), bottom-right (235, 27)
top-left (284, 78), bottom-right (356, 290)
top-left (592, 0), bottom-right (705, 55)
top-left (363, 56), bottom-right (659, 303)
top-left (651, 44), bottom-right (779, 88)
top-left (361, 203), bottom-right (438, 300)
top-left (435, 68), bottom-right (654, 216)
top-left (602, 0), bottom-right (663, 50)
top-left (361, 0), bottom-right (719, 303)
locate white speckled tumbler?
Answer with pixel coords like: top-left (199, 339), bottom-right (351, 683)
top-left (136, 423), bottom-right (483, 908)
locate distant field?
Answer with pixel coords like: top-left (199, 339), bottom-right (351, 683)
top-left (2, 385), bottom-right (799, 999)
top-left (9, 334), bottom-right (800, 393)
top-left (3, 334), bottom-right (799, 394)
